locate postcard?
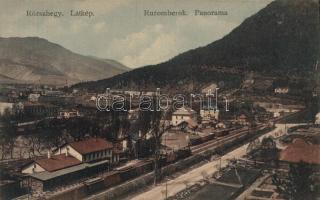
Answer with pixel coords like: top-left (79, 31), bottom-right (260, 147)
top-left (0, 0), bottom-right (319, 199)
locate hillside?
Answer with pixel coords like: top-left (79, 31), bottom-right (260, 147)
top-left (0, 37), bottom-right (130, 85)
top-left (73, 0), bottom-right (319, 92)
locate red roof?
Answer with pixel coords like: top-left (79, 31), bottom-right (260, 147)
top-left (35, 154), bottom-right (81, 172)
top-left (238, 114), bottom-right (247, 119)
top-left (69, 138), bottom-right (113, 154)
top-left (186, 119), bottom-right (198, 129)
top-left (279, 138), bottom-right (320, 165)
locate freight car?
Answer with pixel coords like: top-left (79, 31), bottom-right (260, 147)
top-left (215, 129), bottom-right (230, 137)
top-left (164, 147), bottom-right (191, 164)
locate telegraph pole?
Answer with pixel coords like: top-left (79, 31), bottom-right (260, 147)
top-left (165, 133), bottom-right (168, 200)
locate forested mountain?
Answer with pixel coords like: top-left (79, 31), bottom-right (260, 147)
top-left (73, 0), bottom-right (319, 92)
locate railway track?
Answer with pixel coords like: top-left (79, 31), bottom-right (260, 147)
top-left (191, 125), bottom-right (267, 154)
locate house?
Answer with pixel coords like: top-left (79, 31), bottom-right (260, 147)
top-left (201, 83), bottom-right (218, 95)
top-left (171, 107), bottom-right (197, 126)
top-left (161, 131), bottom-right (190, 152)
top-left (242, 79), bottom-right (254, 88)
top-left (90, 95), bottom-right (97, 102)
top-left (172, 121), bottom-right (189, 131)
top-left (236, 114), bottom-right (249, 125)
top-left (22, 138), bottom-right (117, 175)
top-left (28, 93), bottom-right (40, 102)
top-left (141, 91), bottom-right (156, 96)
top-left (55, 138), bottom-right (117, 163)
top-left (273, 112), bottom-right (281, 118)
top-left (124, 90), bottom-right (141, 96)
top-left (72, 89), bottom-right (79, 94)
top-left (170, 118), bottom-right (198, 132)
top-left (7, 91), bottom-right (19, 102)
top-left (253, 102), bottom-right (304, 115)
top-left (22, 153), bottom-right (81, 174)
top-left (0, 102), bottom-right (13, 115)
top-left (21, 138), bottom-right (121, 192)
top-left (279, 138), bottom-right (320, 165)
top-left (200, 106), bottom-right (219, 122)
top-left (274, 87), bottom-right (289, 94)
top-left (22, 158), bottom-right (111, 193)
top-left (186, 119), bottom-right (198, 130)
top-left (315, 112), bottom-right (320, 125)
top-left (128, 108), bottom-right (139, 120)
top-left (216, 122), bottom-right (226, 129)
top-left (57, 109), bottom-right (80, 119)
top-left (43, 90), bottom-right (64, 96)
top-left (23, 102), bottom-right (58, 117)
top-left (39, 91), bottom-right (75, 105)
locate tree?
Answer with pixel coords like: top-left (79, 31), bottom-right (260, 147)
top-left (27, 136), bottom-right (42, 157)
top-left (246, 138), bottom-right (261, 154)
top-left (259, 137), bottom-right (278, 162)
top-left (197, 115), bottom-right (202, 124)
top-left (137, 97), bottom-right (169, 185)
top-left (272, 161), bottom-right (315, 200)
top-left (150, 110), bottom-right (166, 185)
top-left (0, 109), bottom-right (17, 160)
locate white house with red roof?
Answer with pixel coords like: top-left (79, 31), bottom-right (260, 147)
top-left (279, 138), bottom-right (320, 165)
top-left (22, 154), bottom-right (81, 174)
top-left (171, 107), bottom-right (197, 126)
top-left (22, 138), bottom-right (120, 174)
top-left (56, 138), bottom-right (114, 162)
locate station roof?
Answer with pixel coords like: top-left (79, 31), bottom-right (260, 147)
top-left (36, 154), bottom-right (81, 172)
top-left (30, 160), bottom-right (109, 181)
top-left (69, 138), bottom-right (113, 154)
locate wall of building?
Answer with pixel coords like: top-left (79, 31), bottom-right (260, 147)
top-left (22, 163), bottom-right (45, 174)
top-left (172, 115), bottom-right (192, 126)
top-left (83, 149), bottom-right (112, 163)
top-left (200, 110), bottom-right (219, 120)
top-left (112, 154), bottom-right (119, 163)
top-left (0, 102), bottom-right (13, 115)
top-left (56, 145), bottom-right (113, 163)
top-left (57, 146), bottom-right (83, 161)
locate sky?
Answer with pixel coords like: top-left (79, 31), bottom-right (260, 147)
top-left (0, 0), bottom-right (273, 68)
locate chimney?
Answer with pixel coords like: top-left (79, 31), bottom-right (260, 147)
top-left (65, 147), bottom-right (69, 157)
top-left (139, 130), bottom-right (142, 138)
top-left (47, 150), bottom-right (51, 159)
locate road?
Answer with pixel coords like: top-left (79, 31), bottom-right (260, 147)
top-left (129, 123), bottom-right (301, 200)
